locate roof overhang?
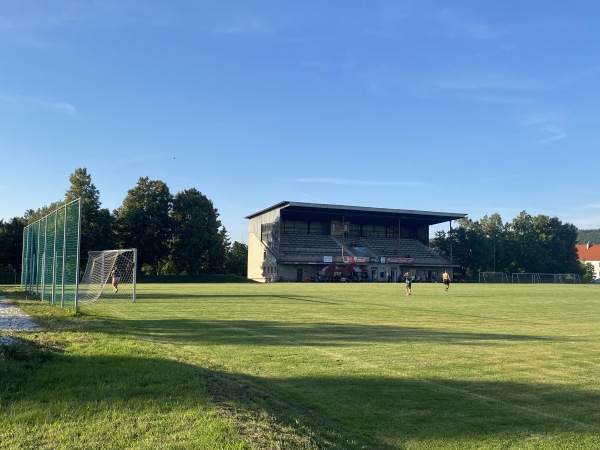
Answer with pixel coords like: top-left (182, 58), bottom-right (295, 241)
top-left (246, 201), bottom-right (467, 227)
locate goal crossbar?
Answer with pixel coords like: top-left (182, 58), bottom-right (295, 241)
top-left (479, 272), bottom-right (510, 283)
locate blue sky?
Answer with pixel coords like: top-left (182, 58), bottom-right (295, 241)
top-left (1, 1), bottom-right (599, 243)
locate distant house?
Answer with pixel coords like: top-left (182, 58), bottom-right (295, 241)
top-left (576, 242), bottom-right (600, 280)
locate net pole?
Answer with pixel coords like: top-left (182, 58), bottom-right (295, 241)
top-left (133, 248), bottom-right (137, 303)
top-left (21, 225), bottom-right (26, 288)
top-left (42, 216), bottom-right (48, 302)
top-left (30, 226), bottom-right (34, 290)
top-left (35, 221), bottom-right (41, 297)
top-left (61, 204), bottom-right (67, 308)
top-left (52, 211), bottom-right (58, 304)
top-left (74, 198), bottom-right (82, 311)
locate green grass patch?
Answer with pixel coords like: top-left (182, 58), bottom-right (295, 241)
top-left (1, 282), bottom-right (599, 449)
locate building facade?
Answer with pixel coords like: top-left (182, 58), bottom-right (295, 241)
top-left (576, 242), bottom-right (600, 280)
top-left (246, 201), bottom-right (466, 283)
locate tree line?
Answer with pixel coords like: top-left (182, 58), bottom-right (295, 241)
top-left (430, 212), bottom-right (596, 281)
top-left (1, 174), bottom-right (595, 281)
top-left (0, 168), bottom-right (247, 277)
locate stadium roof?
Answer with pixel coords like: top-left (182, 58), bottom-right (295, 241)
top-left (246, 201), bottom-right (467, 227)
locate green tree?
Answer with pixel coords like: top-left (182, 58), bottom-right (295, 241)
top-left (169, 188), bottom-right (227, 274)
top-left (64, 168), bottom-right (115, 257)
top-left (225, 241), bottom-right (248, 276)
top-left (115, 177), bottom-right (173, 274)
top-left (509, 211), bottom-right (542, 272)
top-left (433, 212), bottom-right (583, 278)
top-left (580, 261), bottom-right (596, 282)
top-left (509, 212), bottom-right (580, 273)
top-left (0, 217), bottom-right (26, 269)
top-left (479, 213), bottom-right (508, 273)
top-left (431, 217), bottom-right (487, 279)
top-left (23, 201), bottom-right (64, 224)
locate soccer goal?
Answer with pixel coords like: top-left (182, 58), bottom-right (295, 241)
top-left (77, 249), bottom-right (137, 303)
top-left (479, 272), bottom-right (510, 283)
top-left (511, 273), bottom-right (582, 284)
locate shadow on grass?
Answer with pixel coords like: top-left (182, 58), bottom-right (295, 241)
top-left (134, 292), bottom-right (341, 304)
top-left (106, 317), bottom-right (563, 347)
top-left (0, 339), bottom-right (383, 449)
top-left (1, 339), bottom-right (599, 449)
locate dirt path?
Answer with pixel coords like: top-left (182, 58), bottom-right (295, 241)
top-left (0, 297), bottom-right (41, 343)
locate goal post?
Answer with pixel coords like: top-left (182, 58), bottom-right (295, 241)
top-left (479, 272), bottom-right (510, 283)
top-left (511, 273), bottom-right (582, 284)
top-left (77, 249), bottom-right (137, 303)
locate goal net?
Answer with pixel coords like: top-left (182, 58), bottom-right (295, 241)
top-left (77, 249), bottom-right (137, 303)
top-left (479, 272), bottom-right (510, 283)
top-left (511, 273), bottom-right (582, 284)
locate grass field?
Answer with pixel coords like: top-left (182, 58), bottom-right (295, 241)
top-left (1, 282), bottom-right (599, 449)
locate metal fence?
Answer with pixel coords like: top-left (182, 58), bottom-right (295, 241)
top-left (21, 198), bottom-right (81, 309)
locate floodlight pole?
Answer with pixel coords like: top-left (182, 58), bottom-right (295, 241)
top-left (449, 220), bottom-right (453, 263)
top-left (493, 235), bottom-right (496, 273)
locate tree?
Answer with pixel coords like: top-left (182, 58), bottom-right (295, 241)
top-left (431, 217), bottom-right (486, 279)
top-left (0, 217), bottom-right (26, 269)
top-left (509, 212), bottom-right (580, 274)
top-left (479, 213), bottom-right (510, 273)
top-left (23, 201), bottom-right (64, 224)
top-left (225, 241), bottom-right (248, 276)
top-left (580, 261), bottom-right (596, 282)
top-left (509, 211), bottom-right (537, 272)
top-left (115, 177), bottom-right (173, 274)
top-left (169, 188), bottom-right (227, 274)
top-left (64, 168), bottom-right (115, 256)
top-left (432, 211), bottom-right (583, 279)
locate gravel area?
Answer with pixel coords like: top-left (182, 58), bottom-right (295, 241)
top-left (0, 296), bottom-right (41, 332)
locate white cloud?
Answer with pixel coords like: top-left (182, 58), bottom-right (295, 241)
top-left (435, 8), bottom-right (511, 40)
top-left (539, 125), bottom-right (567, 144)
top-left (456, 93), bottom-right (531, 105)
top-left (210, 17), bottom-right (272, 35)
top-left (0, 92), bottom-right (76, 115)
top-left (436, 69), bottom-right (542, 93)
top-left (290, 177), bottom-right (426, 187)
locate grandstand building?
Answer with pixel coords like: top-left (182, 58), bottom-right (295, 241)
top-left (246, 201), bottom-right (467, 283)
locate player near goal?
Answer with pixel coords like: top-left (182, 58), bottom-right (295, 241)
top-left (78, 249), bottom-right (137, 303)
top-left (110, 266), bottom-right (121, 293)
